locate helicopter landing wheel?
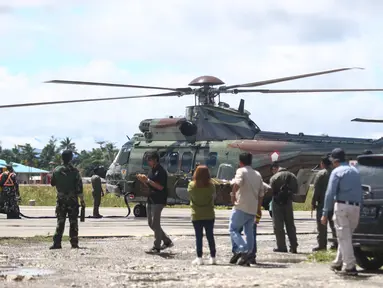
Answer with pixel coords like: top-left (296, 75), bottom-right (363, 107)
top-left (133, 204), bottom-right (147, 218)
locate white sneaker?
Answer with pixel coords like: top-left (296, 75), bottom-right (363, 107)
top-left (209, 257), bottom-right (217, 265)
top-left (192, 257), bottom-right (203, 265)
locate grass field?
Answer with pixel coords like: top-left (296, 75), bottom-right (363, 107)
top-left (306, 250), bottom-right (336, 263)
top-left (18, 184), bottom-right (314, 211)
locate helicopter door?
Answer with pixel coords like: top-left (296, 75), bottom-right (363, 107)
top-left (293, 168), bottom-right (319, 203)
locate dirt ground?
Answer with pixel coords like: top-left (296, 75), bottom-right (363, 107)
top-left (0, 234), bottom-right (382, 287)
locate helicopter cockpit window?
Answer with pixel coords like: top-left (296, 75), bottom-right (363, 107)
top-left (206, 152), bottom-right (218, 168)
top-left (167, 152), bottom-right (179, 173)
top-left (159, 151), bottom-right (167, 165)
top-left (142, 152), bottom-right (150, 169)
top-left (181, 152), bottom-right (193, 173)
top-left (115, 149), bottom-right (130, 165)
top-left (217, 163), bottom-right (235, 180)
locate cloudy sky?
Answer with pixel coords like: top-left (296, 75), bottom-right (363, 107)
top-left (1, 0), bottom-right (383, 151)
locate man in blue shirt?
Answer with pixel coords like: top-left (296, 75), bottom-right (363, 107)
top-left (321, 148), bottom-right (363, 276)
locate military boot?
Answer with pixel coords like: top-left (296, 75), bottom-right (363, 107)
top-left (330, 243), bottom-right (338, 250)
top-left (312, 246), bottom-right (326, 252)
top-left (49, 243), bottom-right (62, 250)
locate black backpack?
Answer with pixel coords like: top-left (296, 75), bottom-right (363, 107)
top-left (274, 174), bottom-right (293, 205)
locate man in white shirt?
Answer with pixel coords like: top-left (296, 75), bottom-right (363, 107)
top-left (230, 181), bottom-right (270, 265)
top-left (229, 152), bottom-right (264, 266)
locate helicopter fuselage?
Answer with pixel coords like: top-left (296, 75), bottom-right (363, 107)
top-left (105, 130), bottom-right (383, 216)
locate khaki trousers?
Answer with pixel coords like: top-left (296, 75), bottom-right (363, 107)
top-left (333, 202), bottom-right (360, 269)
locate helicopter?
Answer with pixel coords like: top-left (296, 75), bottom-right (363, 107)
top-left (2, 67), bottom-right (383, 218)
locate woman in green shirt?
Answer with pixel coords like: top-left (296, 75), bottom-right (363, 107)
top-left (188, 165), bottom-right (216, 265)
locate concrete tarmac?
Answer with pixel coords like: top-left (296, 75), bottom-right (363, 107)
top-left (0, 206), bottom-right (317, 238)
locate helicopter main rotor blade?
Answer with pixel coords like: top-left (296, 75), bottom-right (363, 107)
top-left (230, 88), bottom-right (383, 93)
top-left (224, 67), bottom-right (364, 89)
top-left (0, 91), bottom-right (182, 109)
top-left (351, 118), bottom-right (383, 123)
top-left (45, 80), bottom-right (192, 93)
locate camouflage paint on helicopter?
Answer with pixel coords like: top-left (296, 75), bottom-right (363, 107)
top-left (105, 124), bottom-right (383, 218)
top-left (104, 103), bottom-right (383, 218)
top-left (3, 67), bottom-right (383, 217)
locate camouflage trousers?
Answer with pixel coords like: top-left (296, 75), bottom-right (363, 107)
top-left (92, 191), bottom-right (102, 216)
top-left (0, 188), bottom-right (20, 219)
top-left (53, 200), bottom-right (79, 246)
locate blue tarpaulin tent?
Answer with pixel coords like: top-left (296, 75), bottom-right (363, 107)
top-left (0, 159), bottom-right (48, 174)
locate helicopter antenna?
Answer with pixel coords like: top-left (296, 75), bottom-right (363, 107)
top-left (238, 99), bottom-right (245, 114)
top-left (126, 135), bottom-right (131, 140)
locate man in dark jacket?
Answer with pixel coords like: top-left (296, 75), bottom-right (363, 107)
top-left (311, 156), bottom-right (337, 251)
top-left (269, 162), bottom-right (298, 253)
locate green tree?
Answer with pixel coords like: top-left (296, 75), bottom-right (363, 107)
top-left (11, 145), bottom-right (22, 163)
top-left (0, 148), bottom-right (16, 164)
top-left (59, 137), bottom-right (77, 153)
top-left (0, 137), bottom-right (121, 177)
top-left (19, 143), bottom-right (38, 167)
top-left (39, 136), bottom-right (60, 170)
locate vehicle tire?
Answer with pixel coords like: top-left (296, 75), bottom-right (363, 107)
top-left (133, 204), bottom-right (147, 218)
top-left (140, 204), bottom-right (147, 218)
top-left (354, 247), bottom-right (383, 270)
top-left (133, 204), bottom-right (141, 217)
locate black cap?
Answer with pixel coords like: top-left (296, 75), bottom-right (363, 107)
top-left (61, 150), bottom-right (73, 162)
top-left (62, 150), bottom-right (73, 157)
top-left (270, 161), bottom-right (280, 171)
top-left (329, 148), bottom-right (346, 162)
top-left (363, 149), bottom-right (373, 155)
top-left (6, 164), bottom-right (13, 171)
top-left (321, 155), bottom-right (331, 166)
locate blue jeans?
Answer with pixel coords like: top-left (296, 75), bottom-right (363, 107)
top-left (232, 223), bottom-right (257, 258)
top-left (229, 208), bottom-right (255, 254)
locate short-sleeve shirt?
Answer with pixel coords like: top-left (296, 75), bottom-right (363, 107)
top-left (230, 166), bottom-right (263, 215)
top-left (147, 164), bottom-right (168, 204)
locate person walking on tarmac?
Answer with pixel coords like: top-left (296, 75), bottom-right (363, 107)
top-left (136, 151), bottom-right (173, 253)
top-left (311, 156), bottom-right (337, 251)
top-left (0, 165), bottom-right (21, 219)
top-left (269, 162), bottom-right (298, 253)
top-left (91, 166), bottom-right (104, 218)
top-left (321, 148), bottom-right (363, 276)
top-left (50, 150), bottom-right (85, 249)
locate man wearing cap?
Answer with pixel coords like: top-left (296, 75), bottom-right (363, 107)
top-left (321, 148), bottom-right (363, 276)
top-left (50, 150), bottom-right (85, 249)
top-left (311, 156), bottom-right (337, 251)
top-left (91, 166), bottom-right (104, 218)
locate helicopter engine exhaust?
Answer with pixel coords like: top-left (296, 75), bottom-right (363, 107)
top-left (179, 120), bottom-right (198, 137)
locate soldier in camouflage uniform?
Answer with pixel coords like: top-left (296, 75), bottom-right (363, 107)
top-left (0, 165), bottom-right (21, 219)
top-left (91, 166), bottom-right (104, 218)
top-left (311, 156), bottom-right (337, 251)
top-left (269, 162), bottom-right (298, 253)
top-left (50, 150), bottom-right (85, 249)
